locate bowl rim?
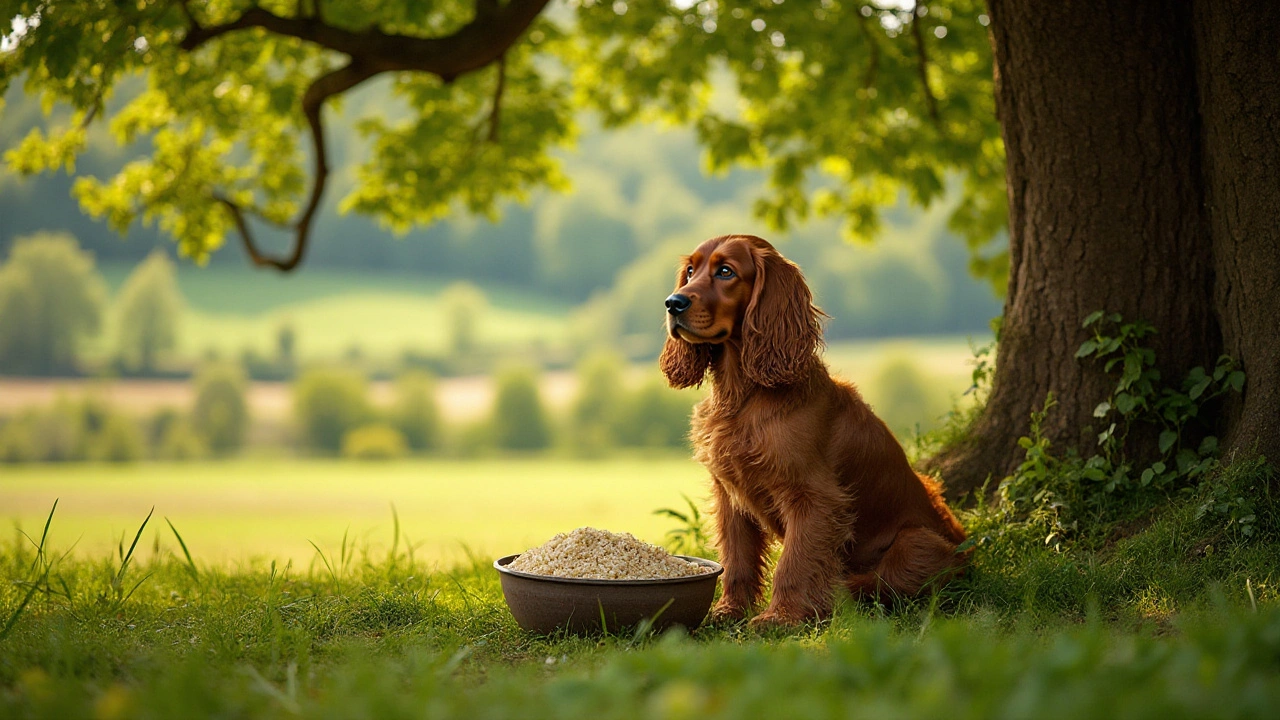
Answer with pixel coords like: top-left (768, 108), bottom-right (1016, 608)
top-left (493, 553), bottom-right (724, 586)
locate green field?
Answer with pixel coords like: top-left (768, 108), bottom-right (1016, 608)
top-left (0, 457), bottom-right (707, 567)
top-left (94, 265), bottom-right (575, 362)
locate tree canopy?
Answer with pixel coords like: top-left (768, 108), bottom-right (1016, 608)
top-left (0, 0), bottom-right (1005, 285)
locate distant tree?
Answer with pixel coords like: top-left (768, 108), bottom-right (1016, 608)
top-left (89, 413), bottom-right (147, 463)
top-left (293, 368), bottom-right (372, 454)
top-left (391, 371), bottom-right (443, 452)
top-left (491, 366), bottom-right (551, 451)
top-left (570, 350), bottom-right (625, 455)
top-left (0, 233), bottom-right (106, 376)
top-left (441, 282), bottom-right (487, 360)
top-left (191, 363), bottom-right (250, 456)
top-left (115, 250), bottom-right (184, 373)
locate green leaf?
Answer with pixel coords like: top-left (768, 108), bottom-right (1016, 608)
top-left (1229, 371), bottom-right (1245, 393)
top-left (1120, 354), bottom-right (1142, 389)
top-left (1189, 376), bottom-right (1212, 400)
top-left (1093, 401), bottom-right (1111, 417)
top-left (1082, 310), bottom-right (1105, 327)
top-left (1198, 436), bottom-right (1219, 456)
top-left (1159, 430), bottom-right (1178, 454)
top-left (1140, 468), bottom-right (1154, 486)
top-left (1076, 339), bottom-right (1098, 358)
top-left (1114, 393), bottom-right (1137, 415)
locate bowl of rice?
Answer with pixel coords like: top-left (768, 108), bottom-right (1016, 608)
top-left (494, 527), bottom-right (723, 635)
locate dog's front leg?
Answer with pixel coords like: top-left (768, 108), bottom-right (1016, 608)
top-left (752, 481), bottom-right (847, 627)
top-left (709, 478), bottom-right (767, 621)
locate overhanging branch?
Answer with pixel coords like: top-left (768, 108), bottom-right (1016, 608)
top-left (216, 62), bottom-right (377, 271)
top-left (179, 0), bottom-right (550, 78)
top-left (487, 53), bottom-right (506, 143)
top-left (180, 0), bottom-right (552, 271)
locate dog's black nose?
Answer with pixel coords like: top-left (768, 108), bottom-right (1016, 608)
top-left (665, 293), bottom-right (692, 315)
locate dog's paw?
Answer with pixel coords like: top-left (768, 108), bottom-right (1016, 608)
top-left (709, 600), bottom-right (750, 623)
top-left (747, 609), bottom-right (804, 629)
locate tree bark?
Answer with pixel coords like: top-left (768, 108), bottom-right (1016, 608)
top-left (928, 0), bottom-right (1222, 499)
top-left (1193, 0), bottom-right (1280, 467)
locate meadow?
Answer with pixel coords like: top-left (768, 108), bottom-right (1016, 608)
top-left (0, 458), bottom-right (706, 566)
top-left (3, 457), bottom-right (1278, 719)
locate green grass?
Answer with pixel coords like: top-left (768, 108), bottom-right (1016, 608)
top-left (0, 457), bottom-right (707, 567)
top-left (2, 457), bottom-right (1278, 718)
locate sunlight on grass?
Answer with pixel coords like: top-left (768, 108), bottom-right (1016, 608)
top-left (0, 458), bottom-right (707, 567)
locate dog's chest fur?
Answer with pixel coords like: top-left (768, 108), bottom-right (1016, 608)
top-left (691, 395), bottom-right (795, 535)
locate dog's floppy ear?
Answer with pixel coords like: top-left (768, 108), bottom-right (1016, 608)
top-left (741, 242), bottom-right (824, 387)
top-left (659, 260), bottom-right (713, 388)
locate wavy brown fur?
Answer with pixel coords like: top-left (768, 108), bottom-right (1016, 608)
top-left (660, 234), bottom-right (968, 625)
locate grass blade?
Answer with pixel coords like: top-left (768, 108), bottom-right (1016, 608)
top-left (165, 517), bottom-right (199, 584)
top-left (308, 540), bottom-right (340, 591)
top-left (0, 567), bottom-right (49, 642)
top-left (389, 503), bottom-right (401, 562)
top-left (21, 499), bottom-right (59, 571)
top-left (113, 507), bottom-right (154, 601)
top-left (4, 500), bottom-right (61, 641)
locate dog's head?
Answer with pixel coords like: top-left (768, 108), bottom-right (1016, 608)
top-left (659, 234), bottom-right (823, 389)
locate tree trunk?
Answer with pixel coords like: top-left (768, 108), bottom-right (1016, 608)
top-left (928, 0), bottom-right (1223, 499)
top-left (1194, 0), bottom-right (1280, 467)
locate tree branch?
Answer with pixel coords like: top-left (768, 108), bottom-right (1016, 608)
top-left (487, 53), bottom-right (506, 143)
top-left (184, 0), bottom-right (551, 271)
top-left (180, 0), bottom-right (550, 79)
top-left (217, 62), bottom-right (378, 271)
top-left (909, 13), bottom-right (941, 124)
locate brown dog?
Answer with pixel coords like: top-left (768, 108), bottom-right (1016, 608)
top-left (660, 234), bottom-right (968, 626)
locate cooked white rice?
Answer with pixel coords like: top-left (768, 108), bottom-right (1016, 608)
top-left (508, 527), bottom-right (712, 580)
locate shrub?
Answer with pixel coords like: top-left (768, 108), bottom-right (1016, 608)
top-left (491, 366), bottom-right (551, 451)
top-left (614, 380), bottom-right (694, 449)
top-left (0, 414), bottom-right (39, 463)
top-left (391, 371), bottom-right (442, 452)
top-left (0, 400), bottom-right (96, 463)
top-left (157, 418), bottom-right (208, 460)
top-left (342, 423), bottom-right (409, 461)
top-left (147, 407), bottom-right (182, 450)
top-left (191, 363), bottom-right (249, 456)
top-left (89, 413), bottom-right (146, 463)
top-left (294, 368), bottom-right (373, 454)
top-left (114, 250), bottom-right (183, 374)
top-left (570, 351), bottom-right (625, 456)
top-left (33, 398), bottom-right (89, 462)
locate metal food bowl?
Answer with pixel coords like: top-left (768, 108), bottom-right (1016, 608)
top-left (493, 554), bottom-right (723, 635)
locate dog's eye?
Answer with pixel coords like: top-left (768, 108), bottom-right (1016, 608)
top-left (716, 265), bottom-right (736, 279)
top-left (686, 265), bottom-right (694, 280)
